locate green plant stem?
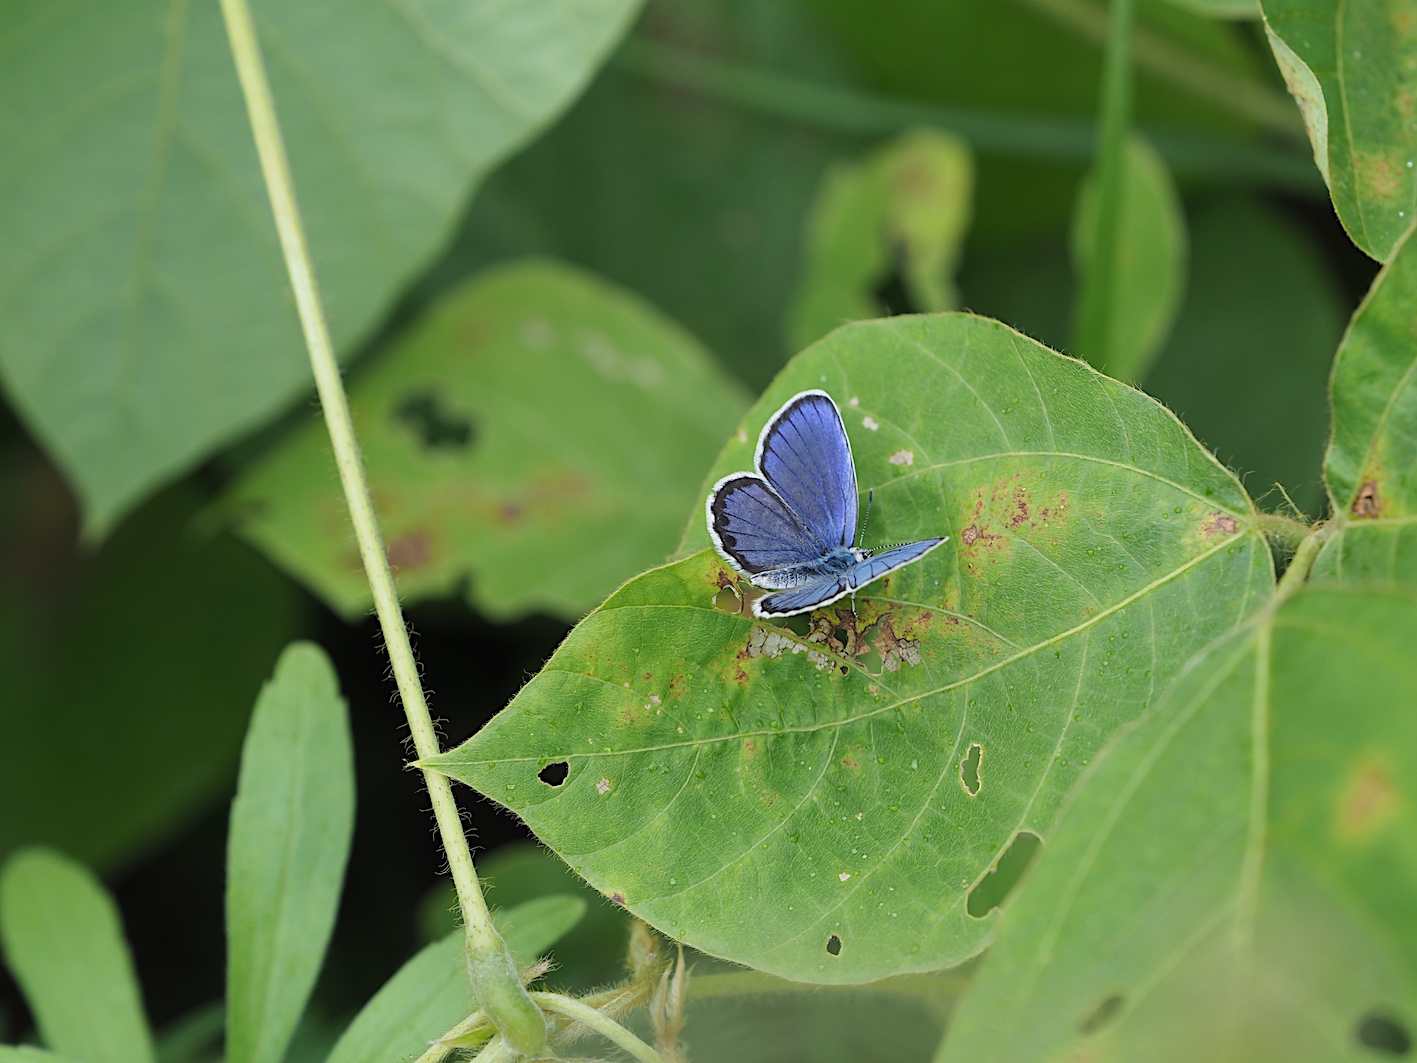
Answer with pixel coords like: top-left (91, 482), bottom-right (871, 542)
top-left (529, 993), bottom-right (672, 1063)
top-left (1275, 528), bottom-right (1328, 598)
top-left (1256, 512), bottom-right (1310, 554)
top-left (216, 1), bottom-right (545, 1055)
top-left (1014, 0), bottom-right (1304, 138)
top-left (1072, 0), bottom-right (1136, 367)
top-left (613, 38), bottom-right (1321, 194)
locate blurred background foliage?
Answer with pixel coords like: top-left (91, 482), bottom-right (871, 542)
top-left (0, 0), bottom-right (1378, 1055)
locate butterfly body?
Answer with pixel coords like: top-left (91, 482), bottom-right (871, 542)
top-left (706, 390), bottom-right (948, 617)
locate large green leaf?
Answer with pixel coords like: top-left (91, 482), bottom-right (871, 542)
top-left (788, 129), bottom-right (974, 351)
top-left (444, 3), bottom-right (858, 392)
top-left (936, 584), bottom-right (1417, 1063)
top-left (0, 0), bottom-right (642, 535)
top-left (1071, 135), bottom-right (1187, 382)
top-left (1263, 0), bottom-right (1417, 260)
top-left (1315, 218), bottom-right (1417, 583)
top-left (0, 470), bottom-right (300, 870)
top-left (230, 261), bottom-right (748, 621)
top-left (680, 971), bottom-right (967, 1063)
top-left (323, 895), bottom-right (585, 1063)
top-left (226, 643), bottom-right (354, 1063)
top-left (1143, 196), bottom-right (1345, 515)
top-left (0, 849), bottom-right (154, 1063)
top-left (427, 313), bottom-right (1271, 983)
top-left (0, 1051), bottom-right (79, 1063)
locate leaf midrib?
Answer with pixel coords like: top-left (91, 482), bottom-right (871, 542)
top-left (468, 531), bottom-right (1258, 765)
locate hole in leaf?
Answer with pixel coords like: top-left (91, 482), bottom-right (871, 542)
top-left (960, 742), bottom-right (983, 796)
top-left (538, 762), bottom-right (569, 787)
top-left (1078, 994), bottom-right (1125, 1035)
top-left (784, 614), bottom-right (811, 636)
top-left (966, 831), bottom-right (1042, 917)
top-left (1357, 1012), bottom-right (1412, 1056)
top-left (712, 585), bottom-right (743, 613)
top-left (834, 626), bottom-right (851, 647)
top-left (395, 391), bottom-right (474, 450)
top-left (825, 933), bottom-right (842, 956)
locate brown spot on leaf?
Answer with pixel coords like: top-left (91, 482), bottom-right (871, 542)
top-left (387, 531), bottom-right (432, 571)
top-left (499, 503), bottom-right (523, 524)
top-left (1008, 492), bottom-right (1030, 528)
top-left (610, 892), bottom-right (625, 906)
top-left (668, 675), bottom-right (687, 699)
top-left (1357, 150), bottom-right (1402, 200)
top-left (841, 756), bottom-right (859, 769)
top-left (961, 525), bottom-right (979, 545)
top-left (1353, 480), bottom-right (1382, 519)
top-left (1203, 512), bottom-right (1239, 537)
top-left (1335, 755), bottom-right (1400, 842)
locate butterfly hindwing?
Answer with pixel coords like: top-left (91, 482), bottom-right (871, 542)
top-left (754, 576), bottom-right (851, 617)
top-left (844, 538), bottom-right (948, 591)
top-left (756, 390), bottom-right (858, 550)
top-left (707, 474), bottom-right (826, 575)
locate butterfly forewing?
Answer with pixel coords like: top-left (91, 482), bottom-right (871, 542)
top-left (707, 475), bottom-right (826, 575)
top-left (845, 538), bottom-right (948, 590)
top-left (756, 391), bottom-right (858, 549)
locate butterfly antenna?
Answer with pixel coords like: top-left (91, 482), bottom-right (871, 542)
top-left (857, 489), bottom-right (873, 550)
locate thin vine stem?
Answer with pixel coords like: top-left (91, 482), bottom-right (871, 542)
top-left (1071, 0), bottom-right (1136, 370)
top-left (613, 38), bottom-right (1320, 194)
top-left (216, 0), bottom-right (544, 1053)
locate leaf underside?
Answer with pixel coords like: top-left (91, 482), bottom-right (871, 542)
top-left (937, 586), bottom-right (1417, 1063)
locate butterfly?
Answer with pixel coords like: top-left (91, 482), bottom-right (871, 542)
top-left (706, 389), bottom-right (948, 617)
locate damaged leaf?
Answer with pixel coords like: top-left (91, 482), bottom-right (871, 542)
top-left (788, 130), bottom-right (974, 351)
top-left (937, 586), bottom-right (1417, 1063)
top-left (426, 313), bottom-right (1271, 983)
top-left (1314, 221), bottom-right (1417, 584)
top-left (228, 261), bottom-right (748, 621)
top-left (1262, 0), bottom-right (1417, 261)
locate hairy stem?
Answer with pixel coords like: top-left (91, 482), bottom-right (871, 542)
top-left (1275, 527), bottom-right (1329, 598)
top-left (1256, 512), bottom-right (1310, 555)
top-left (216, 1), bottom-right (545, 1053)
top-left (530, 993), bottom-right (673, 1063)
top-left (1071, 0), bottom-right (1136, 369)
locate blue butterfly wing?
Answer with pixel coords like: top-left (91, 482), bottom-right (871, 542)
top-left (845, 538), bottom-right (948, 591)
top-left (754, 576), bottom-right (851, 617)
top-left (708, 474), bottom-right (826, 575)
top-left (757, 391), bottom-right (858, 549)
